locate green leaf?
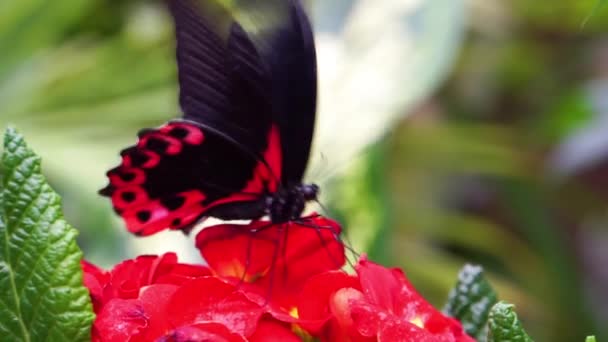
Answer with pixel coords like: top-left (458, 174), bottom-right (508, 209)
top-left (443, 264), bottom-right (498, 341)
top-left (582, 0), bottom-right (608, 28)
top-left (585, 337), bottom-right (597, 342)
top-left (488, 302), bottom-right (533, 342)
top-left (0, 128), bottom-right (94, 342)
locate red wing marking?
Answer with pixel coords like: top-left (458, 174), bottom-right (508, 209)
top-left (138, 133), bottom-right (182, 155)
top-left (121, 189), bottom-right (207, 235)
top-left (102, 122), bottom-right (282, 236)
top-left (111, 185), bottom-right (150, 209)
top-left (137, 122), bottom-right (206, 156)
top-left (219, 125), bottom-right (282, 204)
top-left (122, 149), bottom-right (161, 169)
top-left (159, 122), bottom-right (205, 145)
top-left (259, 124), bottom-right (282, 192)
top-left (101, 122), bottom-right (212, 235)
top-left (107, 168), bottom-right (146, 187)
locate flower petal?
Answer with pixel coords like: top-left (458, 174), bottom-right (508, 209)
top-left (156, 323), bottom-right (247, 342)
top-left (353, 257), bottom-right (475, 341)
top-left (167, 277), bottom-right (264, 337)
top-left (356, 256), bottom-right (414, 314)
top-left (82, 260), bottom-right (109, 313)
top-left (378, 319), bottom-right (436, 342)
top-left (249, 319), bottom-right (301, 342)
top-left (197, 214), bottom-right (345, 311)
top-left (154, 263), bottom-right (212, 285)
top-left (196, 223), bottom-right (276, 280)
top-left (94, 298), bottom-right (147, 342)
top-left (297, 271), bottom-right (360, 332)
top-left (136, 284), bottom-right (180, 341)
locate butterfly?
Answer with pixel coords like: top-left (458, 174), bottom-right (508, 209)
top-left (99, 0), bottom-right (320, 236)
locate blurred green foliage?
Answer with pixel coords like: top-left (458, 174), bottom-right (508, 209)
top-left (1, 1), bottom-right (607, 341)
top-left (330, 1), bottom-right (608, 341)
top-left (0, 0), bottom-right (177, 264)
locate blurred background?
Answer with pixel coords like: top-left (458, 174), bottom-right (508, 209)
top-left (0, 0), bottom-right (607, 340)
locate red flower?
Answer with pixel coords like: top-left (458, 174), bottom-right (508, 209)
top-left (82, 259), bottom-right (110, 313)
top-left (82, 252), bottom-right (211, 311)
top-left (164, 277), bottom-right (263, 337)
top-left (83, 253), bottom-right (221, 341)
top-left (248, 319), bottom-right (302, 342)
top-left (297, 256), bottom-right (475, 342)
top-left (83, 218), bottom-right (474, 342)
top-left (83, 253), bottom-right (302, 341)
top-left (196, 214), bottom-right (345, 313)
top-left (156, 323), bottom-right (247, 342)
top-left (90, 277), bottom-right (266, 342)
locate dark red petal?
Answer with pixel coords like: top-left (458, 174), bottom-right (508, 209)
top-left (167, 277), bottom-right (264, 337)
top-left (276, 216), bottom-right (344, 277)
top-left (355, 256), bottom-right (413, 314)
top-left (196, 223), bottom-right (276, 280)
top-left (198, 215), bottom-right (343, 279)
top-left (81, 260), bottom-right (109, 313)
top-left (249, 319), bottom-right (301, 342)
top-left (154, 263), bottom-right (212, 285)
top-left (317, 319), bottom-right (376, 342)
top-left (297, 271), bottom-right (360, 332)
top-left (147, 252), bottom-right (178, 283)
top-left (354, 257), bottom-right (475, 341)
top-left (156, 323), bottom-right (247, 342)
top-left (81, 260), bottom-right (109, 284)
top-left (378, 319), bottom-right (437, 342)
top-left (107, 255), bottom-right (158, 299)
top-left (424, 314), bottom-right (475, 341)
top-left (104, 253), bottom-right (203, 300)
top-left (315, 288), bottom-right (377, 342)
top-left (329, 287), bottom-right (365, 332)
top-left (94, 298), bottom-right (147, 342)
top-left (349, 298), bottom-right (383, 338)
top-left (357, 256), bottom-right (439, 322)
top-left (136, 284), bottom-right (180, 341)
top-left (197, 215), bottom-right (345, 312)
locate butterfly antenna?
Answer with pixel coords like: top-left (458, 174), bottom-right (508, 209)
top-left (314, 199), bottom-right (331, 216)
top-left (308, 152), bottom-right (329, 183)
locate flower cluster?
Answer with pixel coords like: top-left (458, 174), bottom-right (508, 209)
top-left (83, 214), bottom-right (473, 341)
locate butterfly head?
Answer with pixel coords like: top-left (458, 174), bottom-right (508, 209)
top-left (301, 183), bottom-right (319, 201)
top-left (266, 183), bottom-right (319, 223)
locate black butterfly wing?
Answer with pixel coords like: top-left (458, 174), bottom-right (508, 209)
top-left (171, 0), bottom-right (274, 155)
top-left (100, 120), bottom-right (282, 235)
top-left (100, 0), bottom-right (317, 235)
top-left (202, 0), bottom-right (318, 223)
top-left (176, 0), bottom-right (317, 186)
top-left (173, 0), bottom-right (318, 185)
top-left (100, 0), bottom-right (282, 235)
top-left (271, 0), bottom-right (318, 185)
top-left (241, 0), bottom-right (318, 185)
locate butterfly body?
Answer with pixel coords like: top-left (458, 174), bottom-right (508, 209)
top-left (265, 183), bottom-right (319, 223)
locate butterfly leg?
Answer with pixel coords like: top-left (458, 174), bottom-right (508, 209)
top-left (294, 218), bottom-right (359, 269)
